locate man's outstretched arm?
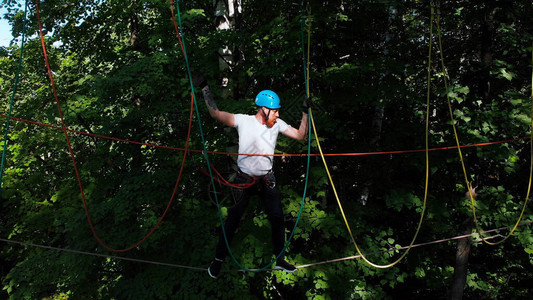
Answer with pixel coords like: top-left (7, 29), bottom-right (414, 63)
top-left (283, 96), bottom-right (313, 141)
top-left (283, 112), bottom-right (308, 141)
top-left (202, 85), bottom-right (235, 128)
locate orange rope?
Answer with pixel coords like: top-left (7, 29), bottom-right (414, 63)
top-left (2, 112), bottom-right (528, 158)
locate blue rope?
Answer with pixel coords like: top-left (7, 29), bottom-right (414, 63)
top-left (175, 0), bottom-right (310, 272)
top-left (0, 0), bottom-right (28, 197)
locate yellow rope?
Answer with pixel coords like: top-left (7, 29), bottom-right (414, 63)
top-left (435, 11), bottom-right (533, 245)
top-left (307, 6), bottom-right (436, 269)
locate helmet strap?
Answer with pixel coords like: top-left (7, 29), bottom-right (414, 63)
top-left (262, 107), bottom-right (275, 127)
top-left (262, 107), bottom-right (271, 122)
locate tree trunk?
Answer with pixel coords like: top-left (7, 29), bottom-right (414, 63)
top-left (214, 0), bottom-right (242, 99)
top-left (479, 1), bottom-right (496, 100)
top-left (449, 217), bottom-right (473, 300)
top-left (359, 3), bottom-right (396, 205)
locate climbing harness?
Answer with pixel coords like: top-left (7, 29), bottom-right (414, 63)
top-left (199, 164), bottom-right (260, 189)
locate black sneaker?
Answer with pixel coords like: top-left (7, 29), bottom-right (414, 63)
top-left (208, 258), bottom-right (223, 278)
top-left (275, 259), bottom-right (297, 273)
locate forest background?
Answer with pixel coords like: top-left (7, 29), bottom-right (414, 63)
top-left (1, 0), bottom-right (533, 299)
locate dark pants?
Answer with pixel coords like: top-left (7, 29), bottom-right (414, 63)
top-left (215, 170), bottom-right (286, 260)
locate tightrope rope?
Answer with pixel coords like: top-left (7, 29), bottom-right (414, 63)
top-left (171, 0), bottom-right (309, 272)
top-left (435, 5), bottom-right (533, 246)
top-left (306, 4), bottom-right (437, 269)
top-left (295, 220), bottom-right (533, 269)
top-left (35, 0), bottom-right (194, 253)
top-left (0, 237), bottom-right (205, 271)
top-left (0, 0), bottom-right (28, 197)
top-left (2, 221), bottom-right (530, 271)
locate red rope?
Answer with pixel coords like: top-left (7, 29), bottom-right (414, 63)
top-left (0, 113), bottom-right (190, 151)
top-left (2, 112), bottom-right (529, 158)
top-left (36, 0), bottom-right (194, 253)
top-left (169, 2), bottom-right (185, 55)
top-left (199, 164), bottom-right (259, 189)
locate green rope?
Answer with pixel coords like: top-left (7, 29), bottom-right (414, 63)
top-left (175, 0), bottom-right (310, 272)
top-left (301, 16), bottom-right (308, 91)
top-left (0, 0), bottom-right (28, 198)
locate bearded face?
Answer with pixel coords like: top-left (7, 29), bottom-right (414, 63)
top-left (262, 107), bottom-right (280, 128)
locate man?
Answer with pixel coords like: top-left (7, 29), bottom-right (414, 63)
top-left (200, 83), bottom-right (309, 278)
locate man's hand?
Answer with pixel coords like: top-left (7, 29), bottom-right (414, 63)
top-left (192, 72), bottom-right (208, 90)
top-left (302, 96), bottom-right (314, 113)
top-left (193, 72), bottom-right (218, 111)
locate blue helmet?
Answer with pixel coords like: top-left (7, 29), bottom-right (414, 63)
top-left (255, 90), bottom-right (281, 109)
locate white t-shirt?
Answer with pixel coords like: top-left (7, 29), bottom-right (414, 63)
top-left (233, 114), bottom-right (289, 176)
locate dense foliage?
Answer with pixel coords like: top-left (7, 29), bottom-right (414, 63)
top-left (1, 0), bottom-right (532, 299)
